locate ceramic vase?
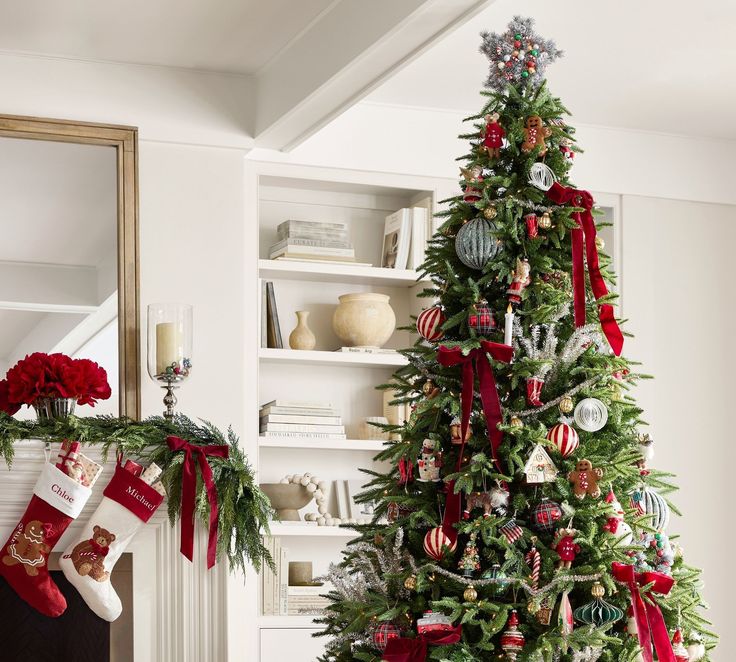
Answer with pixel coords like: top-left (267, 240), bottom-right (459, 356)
top-left (332, 293), bottom-right (395, 348)
top-left (288, 311), bottom-right (316, 350)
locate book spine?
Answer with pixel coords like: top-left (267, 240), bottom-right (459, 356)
top-left (260, 280), bottom-right (267, 348)
top-left (260, 406), bottom-right (337, 417)
top-left (260, 432), bottom-right (347, 439)
top-left (278, 220), bottom-right (347, 232)
top-left (270, 246), bottom-right (355, 257)
top-left (287, 587), bottom-right (328, 596)
top-left (262, 536), bottom-right (274, 615)
top-left (260, 423), bottom-right (346, 433)
top-left (278, 546), bottom-right (288, 616)
top-left (272, 537), bottom-right (281, 616)
top-left (338, 346), bottom-right (397, 354)
top-left (261, 414), bottom-right (342, 425)
top-left (261, 400), bottom-right (335, 409)
top-left (271, 238), bottom-right (352, 249)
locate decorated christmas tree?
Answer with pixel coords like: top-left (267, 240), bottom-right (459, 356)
top-left (317, 17), bottom-right (715, 662)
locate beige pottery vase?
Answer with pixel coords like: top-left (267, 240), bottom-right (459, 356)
top-left (332, 293), bottom-right (395, 348)
top-left (289, 310), bottom-right (316, 350)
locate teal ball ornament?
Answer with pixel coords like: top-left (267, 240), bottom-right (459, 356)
top-left (455, 217), bottom-right (502, 270)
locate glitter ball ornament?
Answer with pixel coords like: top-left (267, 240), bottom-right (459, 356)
top-left (510, 416), bottom-right (523, 428)
top-left (531, 497), bottom-right (563, 532)
top-left (455, 217), bottom-right (502, 270)
top-left (404, 574), bottom-right (417, 591)
top-left (538, 211), bottom-right (552, 229)
top-left (547, 422), bottom-right (579, 457)
top-left (630, 487), bottom-right (671, 531)
top-left (416, 306), bottom-right (446, 342)
top-left (573, 398), bottom-right (608, 432)
top-left (500, 610), bottom-right (525, 660)
top-left (463, 585), bottom-right (478, 602)
top-left (573, 582), bottom-right (624, 627)
top-left (423, 526), bottom-right (457, 561)
top-left (559, 395), bottom-right (574, 414)
top-left (483, 206), bottom-right (498, 220)
top-left (468, 299), bottom-right (496, 335)
top-left (372, 622), bottom-right (400, 651)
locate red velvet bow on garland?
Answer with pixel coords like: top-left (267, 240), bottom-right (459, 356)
top-left (166, 436), bottom-right (229, 569)
top-left (437, 341), bottom-right (513, 543)
top-left (382, 625), bottom-right (462, 662)
top-left (612, 562), bottom-right (676, 662)
top-left (545, 182), bottom-right (624, 356)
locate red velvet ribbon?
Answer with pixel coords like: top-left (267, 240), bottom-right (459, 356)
top-left (545, 182), bottom-right (624, 356)
top-left (166, 436), bottom-right (229, 569)
top-left (437, 341), bottom-right (512, 542)
top-left (612, 562), bottom-right (676, 662)
top-left (398, 458), bottom-right (414, 486)
top-left (382, 625), bottom-right (462, 662)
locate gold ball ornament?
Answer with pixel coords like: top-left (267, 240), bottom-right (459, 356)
top-left (595, 235), bottom-right (605, 250)
top-left (527, 599), bottom-right (539, 615)
top-left (483, 206), bottom-right (498, 220)
top-left (538, 211), bottom-right (552, 229)
top-left (559, 395), bottom-right (574, 414)
top-left (463, 585), bottom-right (478, 602)
top-left (404, 575), bottom-right (417, 591)
top-left (510, 416), bottom-right (523, 428)
top-left (591, 581), bottom-right (606, 599)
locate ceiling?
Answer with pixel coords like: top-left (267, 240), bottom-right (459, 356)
top-left (0, 137), bottom-right (117, 266)
top-left (367, 0), bottom-right (736, 139)
top-left (0, 0), bottom-right (334, 74)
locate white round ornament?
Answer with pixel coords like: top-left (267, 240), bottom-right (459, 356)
top-left (573, 398), bottom-right (608, 432)
top-left (687, 642), bottom-right (706, 661)
top-left (528, 163), bottom-right (556, 191)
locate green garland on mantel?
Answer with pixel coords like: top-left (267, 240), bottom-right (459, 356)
top-left (0, 412), bottom-right (273, 574)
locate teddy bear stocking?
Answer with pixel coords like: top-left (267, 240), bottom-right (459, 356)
top-left (0, 462), bottom-right (92, 616)
top-left (59, 459), bottom-right (164, 621)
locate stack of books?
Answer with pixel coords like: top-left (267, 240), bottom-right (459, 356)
top-left (261, 536), bottom-right (288, 616)
top-left (269, 220), bottom-right (368, 266)
top-left (381, 198), bottom-right (437, 271)
top-left (287, 585), bottom-right (331, 616)
top-left (259, 400), bottom-right (346, 440)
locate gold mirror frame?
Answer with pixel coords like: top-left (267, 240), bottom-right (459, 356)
top-left (0, 114), bottom-right (140, 419)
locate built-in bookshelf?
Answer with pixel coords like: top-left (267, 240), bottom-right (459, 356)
top-left (246, 161), bottom-right (457, 660)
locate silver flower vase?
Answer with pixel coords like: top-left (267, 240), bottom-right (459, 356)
top-left (34, 397), bottom-right (76, 422)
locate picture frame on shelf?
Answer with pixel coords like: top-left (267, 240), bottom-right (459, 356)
top-left (346, 479), bottom-right (375, 522)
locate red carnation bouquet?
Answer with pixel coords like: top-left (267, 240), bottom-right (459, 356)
top-left (0, 352), bottom-right (112, 416)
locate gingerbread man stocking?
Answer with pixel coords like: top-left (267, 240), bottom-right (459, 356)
top-left (0, 462), bottom-right (92, 616)
top-left (60, 459), bottom-right (164, 621)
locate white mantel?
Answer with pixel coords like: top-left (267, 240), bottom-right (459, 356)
top-left (0, 441), bottom-right (228, 662)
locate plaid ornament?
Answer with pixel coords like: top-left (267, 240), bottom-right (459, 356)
top-left (372, 622), bottom-right (400, 651)
top-left (468, 300), bottom-right (496, 335)
top-left (531, 498), bottom-right (562, 533)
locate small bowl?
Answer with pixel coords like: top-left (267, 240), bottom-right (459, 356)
top-left (259, 483), bottom-right (312, 521)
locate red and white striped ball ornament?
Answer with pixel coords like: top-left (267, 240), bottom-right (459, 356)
top-left (416, 306), bottom-right (446, 342)
top-left (423, 526), bottom-right (457, 561)
top-left (547, 422), bottom-right (579, 457)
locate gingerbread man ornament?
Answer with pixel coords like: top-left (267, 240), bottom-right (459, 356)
top-left (568, 459), bottom-right (604, 499)
top-left (522, 115), bottom-right (551, 155)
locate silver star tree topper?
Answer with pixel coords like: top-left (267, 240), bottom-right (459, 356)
top-left (480, 16), bottom-right (563, 92)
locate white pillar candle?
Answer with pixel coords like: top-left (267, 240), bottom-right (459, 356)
top-left (156, 322), bottom-right (182, 375)
top-left (504, 304), bottom-right (514, 346)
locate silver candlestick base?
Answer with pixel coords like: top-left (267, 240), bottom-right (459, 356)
top-left (156, 373), bottom-right (186, 420)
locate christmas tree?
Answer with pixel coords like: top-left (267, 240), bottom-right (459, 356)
top-left (317, 17), bottom-right (715, 662)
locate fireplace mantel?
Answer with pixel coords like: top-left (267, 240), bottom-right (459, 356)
top-left (0, 440), bottom-right (228, 662)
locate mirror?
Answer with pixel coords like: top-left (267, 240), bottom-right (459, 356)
top-left (0, 115), bottom-right (140, 419)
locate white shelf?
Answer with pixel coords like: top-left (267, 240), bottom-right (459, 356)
top-left (258, 347), bottom-right (407, 368)
top-left (259, 259), bottom-right (422, 287)
top-left (266, 523), bottom-right (359, 538)
top-left (258, 615), bottom-right (322, 630)
top-left (259, 437), bottom-right (386, 451)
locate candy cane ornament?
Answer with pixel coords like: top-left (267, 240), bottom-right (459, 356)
top-left (525, 545), bottom-right (541, 590)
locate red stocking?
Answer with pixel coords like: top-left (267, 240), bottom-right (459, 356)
top-left (0, 462), bottom-right (91, 616)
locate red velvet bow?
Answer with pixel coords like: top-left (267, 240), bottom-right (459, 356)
top-left (545, 182), bottom-right (624, 356)
top-left (166, 436), bottom-right (229, 569)
top-left (612, 562), bottom-right (676, 662)
top-left (437, 341), bottom-right (512, 542)
top-left (382, 625), bottom-right (462, 662)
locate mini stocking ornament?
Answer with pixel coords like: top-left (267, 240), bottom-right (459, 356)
top-left (59, 460), bottom-right (164, 621)
top-left (0, 462), bottom-right (92, 616)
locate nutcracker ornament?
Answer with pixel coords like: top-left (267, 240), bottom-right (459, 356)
top-left (553, 527), bottom-right (580, 569)
top-left (417, 439), bottom-right (442, 482)
top-left (416, 306), bottom-right (446, 342)
top-left (500, 610), bottom-right (525, 660)
top-left (481, 112), bottom-right (505, 158)
top-left (507, 257), bottom-right (531, 304)
top-left (457, 533), bottom-right (480, 577)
